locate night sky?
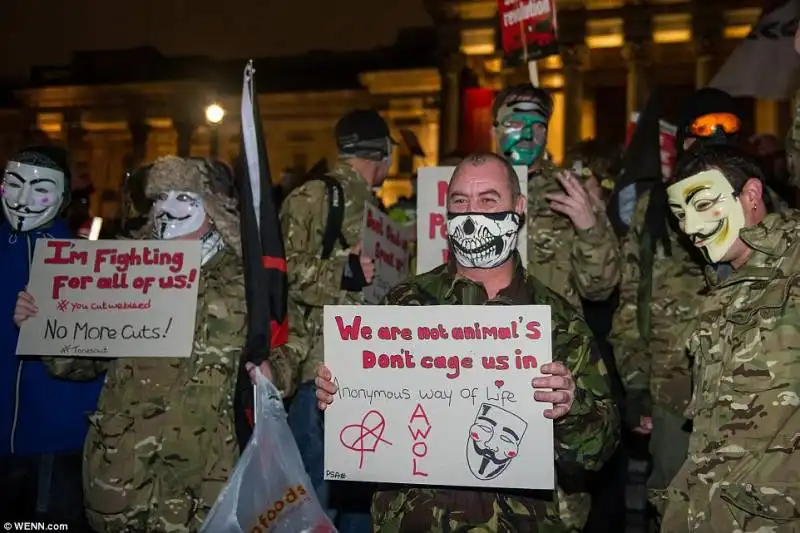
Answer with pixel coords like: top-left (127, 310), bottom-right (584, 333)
top-left (0, 0), bottom-right (433, 81)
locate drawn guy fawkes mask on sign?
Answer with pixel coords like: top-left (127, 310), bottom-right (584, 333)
top-left (447, 212), bottom-right (522, 269)
top-left (152, 190), bottom-right (205, 240)
top-left (466, 403), bottom-right (528, 481)
top-left (667, 169), bottom-right (745, 264)
top-left (1, 162), bottom-right (65, 232)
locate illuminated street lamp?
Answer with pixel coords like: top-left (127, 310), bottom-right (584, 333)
top-left (205, 103), bottom-right (225, 124)
top-left (205, 103), bottom-right (224, 158)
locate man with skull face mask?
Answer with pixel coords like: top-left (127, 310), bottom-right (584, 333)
top-left (491, 84), bottom-right (621, 313)
top-left (658, 144), bottom-right (800, 532)
top-left (314, 153), bottom-right (619, 533)
top-left (15, 156), bottom-right (247, 532)
top-left (1, 146), bottom-right (103, 528)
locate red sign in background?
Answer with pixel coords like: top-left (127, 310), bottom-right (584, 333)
top-left (460, 88), bottom-right (496, 155)
top-left (497, 0), bottom-right (558, 60)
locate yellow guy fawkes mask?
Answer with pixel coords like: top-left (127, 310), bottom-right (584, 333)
top-left (667, 169), bottom-right (745, 263)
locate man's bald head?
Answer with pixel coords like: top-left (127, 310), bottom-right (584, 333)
top-left (450, 153), bottom-right (522, 202)
top-left (447, 152), bottom-right (524, 216)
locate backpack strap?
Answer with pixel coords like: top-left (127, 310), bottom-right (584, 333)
top-left (314, 174), bottom-right (349, 259)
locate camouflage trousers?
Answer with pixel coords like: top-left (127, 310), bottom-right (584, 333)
top-left (371, 487), bottom-right (581, 533)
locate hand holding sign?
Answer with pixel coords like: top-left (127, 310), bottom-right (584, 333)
top-left (13, 290), bottom-right (38, 328)
top-left (351, 242), bottom-right (376, 285)
top-left (532, 362), bottom-right (575, 419)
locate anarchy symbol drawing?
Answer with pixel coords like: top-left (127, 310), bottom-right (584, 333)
top-left (339, 410), bottom-right (393, 469)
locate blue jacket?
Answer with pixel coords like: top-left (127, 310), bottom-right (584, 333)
top-left (0, 219), bottom-right (104, 456)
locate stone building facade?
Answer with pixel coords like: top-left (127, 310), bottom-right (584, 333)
top-left (0, 0), bottom-right (776, 213)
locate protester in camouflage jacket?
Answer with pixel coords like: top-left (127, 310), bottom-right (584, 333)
top-left (612, 166), bottom-right (791, 493)
top-left (660, 145), bottom-right (800, 532)
top-left (19, 157), bottom-right (247, 532)
top-left (610, 189), bottom-right (704, 489)
top-left (280, 109), bottom-right (393, 531)
top-left (491, 84), bottom-right (621, 311)
top-left (278, 159), bottom-right (378, 392)
top-left (315, 154), bottom-right (619, 532)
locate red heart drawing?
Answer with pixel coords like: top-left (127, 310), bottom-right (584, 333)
top-left (494, 380), bottom-right (504, 388)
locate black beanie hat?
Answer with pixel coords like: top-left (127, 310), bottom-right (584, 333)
top-left (9, 145), bottom-right (72, 191)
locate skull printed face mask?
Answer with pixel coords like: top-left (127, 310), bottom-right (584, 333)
top-left (447, 211), bottom-right (522, 269)
top-left (152, 191), bottom-right (206, 240)
top-left (467, 403), bottom-right (528, 481)
top-left (1, 162), bottom-right (66, 232)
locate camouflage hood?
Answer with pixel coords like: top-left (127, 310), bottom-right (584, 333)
top-left (145, 156), bottom-right (241, 256)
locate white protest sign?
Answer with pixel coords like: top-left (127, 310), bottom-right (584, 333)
top-left (17, 239), bottom-right (201, 358)
top-left (362, 202), bottom-right (410, 304)
top-left (416, 166), bottom-right (528, 275)
top-left (323, 305), bottom-right (554, 490)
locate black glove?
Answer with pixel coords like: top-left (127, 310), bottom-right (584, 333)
top-left (340, 253), bottom-right (369, 292)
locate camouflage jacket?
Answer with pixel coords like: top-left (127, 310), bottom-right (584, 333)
top-left (609, 191), bottom-right (703, 419)
top-left (786, 88), bottom-right (800, 191)
top-left (527, 160), bottom-right (621, 310)
top-left (46, 249), bottom-right (245, 533)
top-left (660, 211), bottom-right (800, 531)
top-left (278, 161), bottom-right (376, 390)
top-left (372, 254), bottom-right (620, 533)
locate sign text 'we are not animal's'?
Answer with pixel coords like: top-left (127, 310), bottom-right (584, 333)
top-left (323, 305), bottom-right (554, 490)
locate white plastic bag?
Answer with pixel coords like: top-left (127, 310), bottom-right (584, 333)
top-left (200, 370), bottom-right (337, 533)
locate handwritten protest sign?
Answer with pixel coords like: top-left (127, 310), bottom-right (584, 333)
top-left (17, 239), bottom-right (201, 358)
top-left (416, 166), bottom-right (528, 275)
top-left (363, 202), bottom-right (410, 304)
top-left (323, 305), bottom-right (554, 490)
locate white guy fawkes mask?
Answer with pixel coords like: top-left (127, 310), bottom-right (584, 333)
top-left (1, 162), bottom-right (65, 232)
top-left (466, 403), bottom-right (528, 481)
top-left (667, 169), bottom-right (745, 264)
top-left (447, 212), bottom-right (522, 269)
top-left (152, 190), bottom-right (206, 240)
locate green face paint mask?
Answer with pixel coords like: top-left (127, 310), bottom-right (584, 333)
top-left (496, 113), bottom-right (549, 167)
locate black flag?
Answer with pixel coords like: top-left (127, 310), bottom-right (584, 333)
top-left (234, 60), bottom-right (289, 448)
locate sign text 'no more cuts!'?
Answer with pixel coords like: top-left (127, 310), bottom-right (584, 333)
top-left (323, 305), bottom-right (554, 490)
top-left (17, 239), bottom-right (201, 359)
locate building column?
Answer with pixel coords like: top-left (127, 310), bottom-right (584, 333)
top-left (64, 109), bottom-right (87, 164)
top-left (622, 43), bottom-right (650, 119)
top-left (22, 111), bottom-right (48, 146)
top-left (562, 45), bottom-right (587, 152)
top-left (691, 3), bottom-right (723, 90)
top-left (128, 120), bottom-right (150, 168)
top-left (755, 99), bottom-right (780, 136)
top-left (173, 120), bottom-right (195, 157)
top-left (439, 53), bottom-right (465, 160)
top-left (694, 42), bottom-right (714, 89)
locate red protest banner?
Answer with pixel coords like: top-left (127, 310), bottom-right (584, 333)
top-left (497, 0), bottom-right (558, 61)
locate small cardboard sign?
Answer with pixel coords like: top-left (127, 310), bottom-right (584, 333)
top-left (17, 239), bottom-right (201, 358)
top-left (362, 203), bottom-right (410, 304)
top-left (323, 305), bottom-right (554, 490)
